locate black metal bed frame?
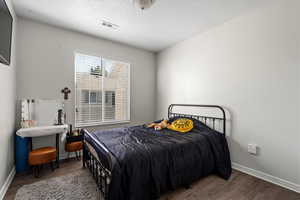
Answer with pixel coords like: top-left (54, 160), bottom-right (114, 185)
top-left (82, 104), bottom-right (226, 200)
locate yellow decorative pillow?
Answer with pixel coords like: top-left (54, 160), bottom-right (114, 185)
top-left (167, 118), bottom-right (194, 133)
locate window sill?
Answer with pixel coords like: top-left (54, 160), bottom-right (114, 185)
top-left (75, 120), bottom-right (131, 128)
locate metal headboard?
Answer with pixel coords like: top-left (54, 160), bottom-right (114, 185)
top-left (168, 104), bottom-right (226, 136)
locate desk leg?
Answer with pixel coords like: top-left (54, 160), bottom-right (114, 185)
top-left (29, 137), bottom-right (33, 175)
top-left (56, 134), bottom-right (60, 168)
top-left (29, 137), bottom-right (33, 151)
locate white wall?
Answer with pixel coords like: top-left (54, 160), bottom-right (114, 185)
top-left (157, 0), bottom-right (300, 186)
top-left (16, 18), bottom-right (156, 155)
top-left (0, 0), bottom-right (17, 196)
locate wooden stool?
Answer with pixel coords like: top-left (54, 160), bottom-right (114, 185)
top-left (29, 146), bottom-right (56, 177)
top-left (65, 141), bottom-right (83, 160)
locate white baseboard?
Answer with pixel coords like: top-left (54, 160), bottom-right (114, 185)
top-left (232, 162), bottom-right (300, 193)
top-left (0, 166), bottom-right (16, 200)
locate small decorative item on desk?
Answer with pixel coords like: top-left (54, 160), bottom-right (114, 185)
top-left (65, 125), bottom-right (83, 160)
top-left (57, 109), bottom-right (64, 125)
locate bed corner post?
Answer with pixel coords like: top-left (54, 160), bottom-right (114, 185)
top-left (168, 104), bottom-right (174, 119)
top-left (81, 129), bottom-right (86, 168)
top-left (82, 145), bottom-right (86, 168)
top-left (218, 106), bottom-right (226, 137)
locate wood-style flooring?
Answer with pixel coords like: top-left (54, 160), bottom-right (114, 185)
top-left (4, 159), bottom-right (300, 200)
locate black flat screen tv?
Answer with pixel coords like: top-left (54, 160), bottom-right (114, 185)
top-left (0, 0), bottom-right (13, 66)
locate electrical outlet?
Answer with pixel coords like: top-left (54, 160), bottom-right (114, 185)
top-left (248, 144), bottom-right (258, 155)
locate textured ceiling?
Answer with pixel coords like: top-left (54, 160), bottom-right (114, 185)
top-left (12, 0), bottom-right (268, 52)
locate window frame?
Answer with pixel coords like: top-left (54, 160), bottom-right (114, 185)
top-left (74, 52), bottom-right (131, 128)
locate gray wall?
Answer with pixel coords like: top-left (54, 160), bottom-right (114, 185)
top-left (16, 18), bottom-right (156, 156)
top-left (0, 0), bottom-right (17, 195)
top-left (156, 0), bottom-right (300, 185)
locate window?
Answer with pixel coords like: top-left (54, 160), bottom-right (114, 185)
top-left (75, 53), bottom-right (130, 127)
top-left (81, 90), bottom-right (102, 104)
top-left (105, 91), bottom-right (115, 105)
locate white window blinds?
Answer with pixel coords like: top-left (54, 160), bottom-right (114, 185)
top-left (75, 53), bottom-right (130, 127)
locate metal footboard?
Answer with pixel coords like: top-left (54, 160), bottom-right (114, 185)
top-left (82, 130), bottom-right (112, 200)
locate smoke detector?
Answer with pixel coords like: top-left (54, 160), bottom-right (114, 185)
top-left (132, 0), bottom-right (155, 10)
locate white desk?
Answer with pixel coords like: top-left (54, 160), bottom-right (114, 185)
top-left (16, 124), bottom-right (68, 168)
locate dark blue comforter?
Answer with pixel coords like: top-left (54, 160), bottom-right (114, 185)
top-left (85, 118), bottom-right (231, 200)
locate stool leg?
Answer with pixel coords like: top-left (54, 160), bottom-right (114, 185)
top-left (50, 161), bottom-right (55, 171)
top-left (75, 151), bottom-right (78, 160)
top-left (33, 166), bottom-right (40, 178)
top-left (37, 165), bottom-right (41, 178)
top-left (32, 166), bottom-right (36, 178)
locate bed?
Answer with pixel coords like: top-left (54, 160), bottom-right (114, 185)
top-left (82, 104), bottom-right (232, 200)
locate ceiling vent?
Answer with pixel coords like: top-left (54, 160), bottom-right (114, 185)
top-left (100, 20), bottom-right (119, 29)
